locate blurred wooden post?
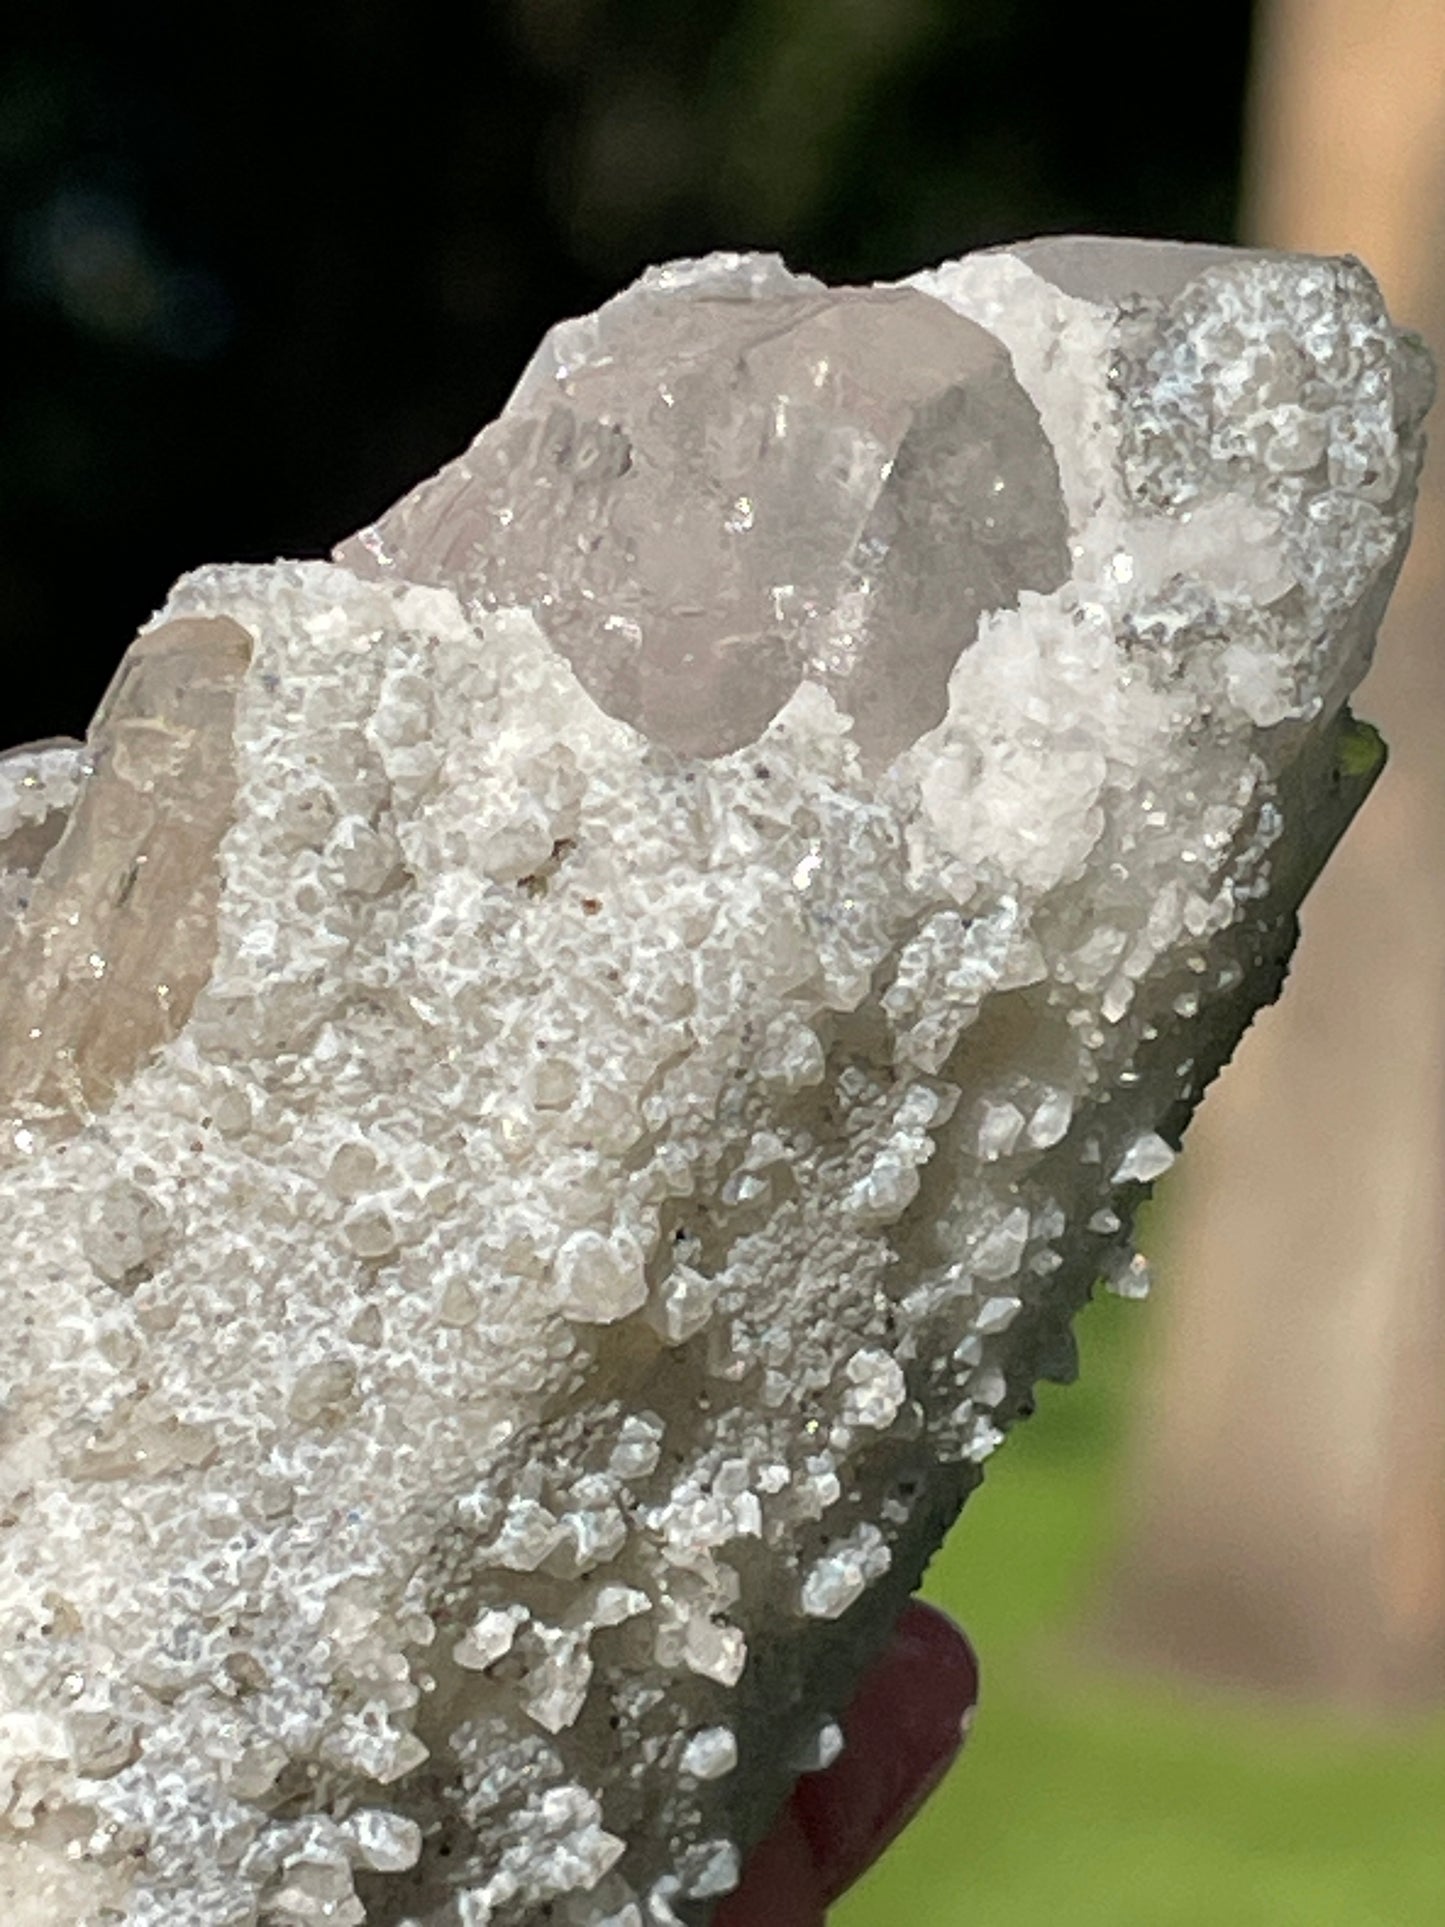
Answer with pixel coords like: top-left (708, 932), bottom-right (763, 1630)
top-left (1099, 0), bottom-right (1445, 1705)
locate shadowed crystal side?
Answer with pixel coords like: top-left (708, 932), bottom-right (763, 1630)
top-left (0, 616), bottom-right (252, 1144)
top-left (339, 288), bottom-right (1070, 761)
top-left (0, 740), bottom-right (85, 932)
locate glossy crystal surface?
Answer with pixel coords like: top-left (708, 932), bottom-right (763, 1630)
top-left (339, 276), bottom-right (1070, 761)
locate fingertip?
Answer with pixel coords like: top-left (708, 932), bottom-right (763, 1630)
top-left (888, 1599), bottom-right (980, 1712)
top-left (793, 1599), bottom-right (978, 1903)
top-left (721, 1601), bottom-right (978, 1921)
top-left (711, 1802), bottom-right (826, 1927)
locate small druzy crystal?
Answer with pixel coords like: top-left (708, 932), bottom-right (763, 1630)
top-left (0, 241), bottom-right (1428, 1926)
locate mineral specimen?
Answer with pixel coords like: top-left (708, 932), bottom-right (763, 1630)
top-left (0, 238), bottom-right (1428, 1926)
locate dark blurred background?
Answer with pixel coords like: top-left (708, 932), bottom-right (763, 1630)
top-left (2, 0), bottom-right (1253, 744)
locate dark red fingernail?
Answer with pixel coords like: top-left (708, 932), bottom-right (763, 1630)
top-left (712, 1803), bottom-right (827, 1927)
top-left (792, 1599), bottom-right (978, 1903)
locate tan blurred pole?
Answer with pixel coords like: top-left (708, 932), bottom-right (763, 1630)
top-left (1100, 0), bottom-right (1445, 1705)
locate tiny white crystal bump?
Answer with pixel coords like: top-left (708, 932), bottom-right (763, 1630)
top-left (554, 1228), bottom-right (649, 1324)
top-left (680, 1728), bottom-right (739, 1783)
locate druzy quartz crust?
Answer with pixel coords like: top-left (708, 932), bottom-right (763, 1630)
top-left (0, 239), bottom-right (1429, 1924)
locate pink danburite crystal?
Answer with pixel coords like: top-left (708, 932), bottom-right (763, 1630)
top-left (337, 267), bottom-right (1069, 762)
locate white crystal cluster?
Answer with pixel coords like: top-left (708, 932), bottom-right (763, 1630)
top-left (0, 239), bottom-right (1428, 1925)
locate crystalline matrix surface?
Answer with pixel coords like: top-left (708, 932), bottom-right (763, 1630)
top-left (0, 239), bottom-right (1430, 1926)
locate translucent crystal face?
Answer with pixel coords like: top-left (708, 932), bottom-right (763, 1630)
top-left (0, 739), bottom-right (82, 925)
top-left (1011, 234), bottom-right (1251, 303)
top-left (0, 617), bottom-right (250, 1131)
top-left (340, 285), bottom-right (1070, 760)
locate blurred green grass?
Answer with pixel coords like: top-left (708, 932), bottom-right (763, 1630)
top-left (835, 1288), bottom-right (1445, 1926)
